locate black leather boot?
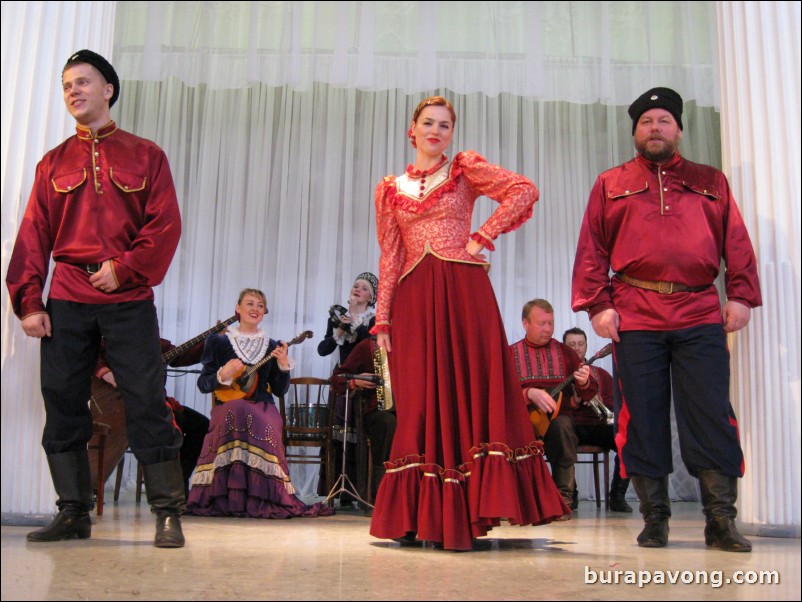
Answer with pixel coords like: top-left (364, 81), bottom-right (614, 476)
top-left (142, 459), bottom-right (186, 548)
top-left (631, 475), bottom-right (670, 547)
top-left (609, 469), bottom-right (633, 512)
top-left (698, 470), bottom-right (752, 552)
top-left (551, 464), bottom-right (575, 520)
top-left (27, 450), bottom-right (93, 542)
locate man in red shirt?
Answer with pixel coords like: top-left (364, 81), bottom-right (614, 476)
top-left (563, 327), bottom-right (631, 512)
top-left (509, 299), bottom-right (596, 518)
top-left (7, 50), bottom-right (186, 548)
top-left (572, 87), bottom-right (761, 552)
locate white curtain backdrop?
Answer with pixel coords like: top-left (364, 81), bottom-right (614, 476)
top-left (5, 1), bottom-right (795, 525)
top-left (113, 1), bottom-right (719, 105)
top-left (717, 0), bottom-right (801, 537)
top-left (1, 0), bottom-right (117, 516)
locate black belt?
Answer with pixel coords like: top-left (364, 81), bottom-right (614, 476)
top-left (79, 263), bottom-right (103, 274)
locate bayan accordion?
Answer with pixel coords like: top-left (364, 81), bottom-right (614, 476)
top-left (373, 345), bottom-right (394, 411)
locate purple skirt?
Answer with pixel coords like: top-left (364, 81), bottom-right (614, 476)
top-left (186, 399), bottom-right (334, 518)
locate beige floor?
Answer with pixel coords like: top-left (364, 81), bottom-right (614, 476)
top-left (1, 499), bottom-right (799, 601)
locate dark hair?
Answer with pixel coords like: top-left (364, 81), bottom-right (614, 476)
top-left (562, 327), bottom-right (586, 344)
top-left (521, 299), bottom-right (554, 320)
top-left (412, 96), bottom-right (456, 125)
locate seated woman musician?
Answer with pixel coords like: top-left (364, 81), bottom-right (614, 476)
top-left (317, 272), bottom-right (378, 499)
top-left (186, 288), bottom-right (333, 518)
top-left (317, 272), bottom-right (378, 365)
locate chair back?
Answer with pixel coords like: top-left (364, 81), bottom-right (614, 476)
top-left (280, 377), bottom-right (332, 439)
top-left (278, 377), bottom-right (333, 444)
top-left (278, 377), bottom-right (334, 498)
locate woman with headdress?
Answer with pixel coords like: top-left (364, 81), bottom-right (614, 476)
top-left (369, 96), bottom-right (568, 550)
top-left (186, 288), bottom-right (333, 518)
top-left (317, 272), bottom-right (378, 500)
top-left (318, 272), bottom-right (378, 365)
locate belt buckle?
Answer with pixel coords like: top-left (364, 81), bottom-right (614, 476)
top-left (657, 281), bottom-right (674, 294)
top-left (85, 263), bottom-right (102, 274)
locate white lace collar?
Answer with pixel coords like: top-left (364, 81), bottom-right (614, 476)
top-left (226, 325), bottom-right (270, 365)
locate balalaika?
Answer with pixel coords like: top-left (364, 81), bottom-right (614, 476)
top-left (373, 345), bottom-right (394, 411)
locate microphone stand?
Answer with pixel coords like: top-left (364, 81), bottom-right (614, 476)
top-left (325, 378), bottom-right (373, 509)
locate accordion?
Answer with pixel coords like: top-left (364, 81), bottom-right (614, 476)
top-left (373, 345), bottom-right (394, 411)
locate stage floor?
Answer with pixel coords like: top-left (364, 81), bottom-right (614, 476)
top-left (2, 499), bottom-right (799, 600)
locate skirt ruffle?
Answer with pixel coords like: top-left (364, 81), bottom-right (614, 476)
top-left (370, 442), bottom-right (567, 550)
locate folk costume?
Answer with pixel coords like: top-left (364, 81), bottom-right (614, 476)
top-left (187, 327), bottom-right (333, 518)
top-left (369, 151), bottom-right (568, 551)
top-left (509, 337), bottom-right (598, 509)
top-left (572, 86), bottom-right (762, 552)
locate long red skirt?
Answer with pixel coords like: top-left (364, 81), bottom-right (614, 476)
top-left (369, 255), bottom-right (568, 550)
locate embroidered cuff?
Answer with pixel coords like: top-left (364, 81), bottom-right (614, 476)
top-left (370, 323), bottom-right (391, 335)
top-left (471, 231), bottom-right (495, 252)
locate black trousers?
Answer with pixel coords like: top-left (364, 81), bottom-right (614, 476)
top-left (41, 300), bottom-right (182, 465)
top-left (613, 324), bottom-right (744, 479)
top-left (543, 417), bottom-right (621, 471)
top-left (175, 405), bottom-right (210, 487)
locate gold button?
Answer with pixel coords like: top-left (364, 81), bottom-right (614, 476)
top-left (625, 190), bottom-right (629, 194)
top-left (95, 166), bottom-right (100, 171)
top-left (124, 186), bottom-right (129, 190)
top-left (67, 186), bottom-right (72, 190)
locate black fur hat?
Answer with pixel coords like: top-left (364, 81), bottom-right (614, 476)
top-left (628, 87), bottom-right (683, 134)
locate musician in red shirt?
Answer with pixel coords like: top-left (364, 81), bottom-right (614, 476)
top-left (509, 299), bottom-right (597, 518)
top-left (330, 336), bottom-right (397, 509)
top-left (6, 50), bottom-right (186, 547)
top-left (563, 327), bottom-right (631, 512)
top-left (572, 87), bottom-right (761, 552)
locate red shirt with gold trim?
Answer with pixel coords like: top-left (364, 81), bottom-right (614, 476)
top-left (7, 121), bottom-right (181, 318)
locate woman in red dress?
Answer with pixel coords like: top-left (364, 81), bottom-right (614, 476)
top-left (369, 97), bottom-right (568, 550)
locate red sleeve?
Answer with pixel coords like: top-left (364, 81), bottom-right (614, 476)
top-left (374, 178), bottom-right (405, 333)
top-left (563, 344), bottom-right (598, 402)
top-left (457, 151), bottom-right (539, 246)
top-left (721, 183), bottom-right (762, 308)
top-left (330, 339), bottom-right (376, 395)
top-left (571, 175), bottom-right (614, 318)
top-left (593, 366), bottom-right (614, 409)
top-left (6, 160), bottom-right (55, 318)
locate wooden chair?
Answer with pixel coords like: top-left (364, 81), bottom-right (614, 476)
top-left (277, 377), bottom-right (334, 501)
top-left (88, 422), bottom-right (111, 516)
top-left (576, 444), bottom-right (610, 510)
top-left (113, 451), bottom-right (145, 504)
